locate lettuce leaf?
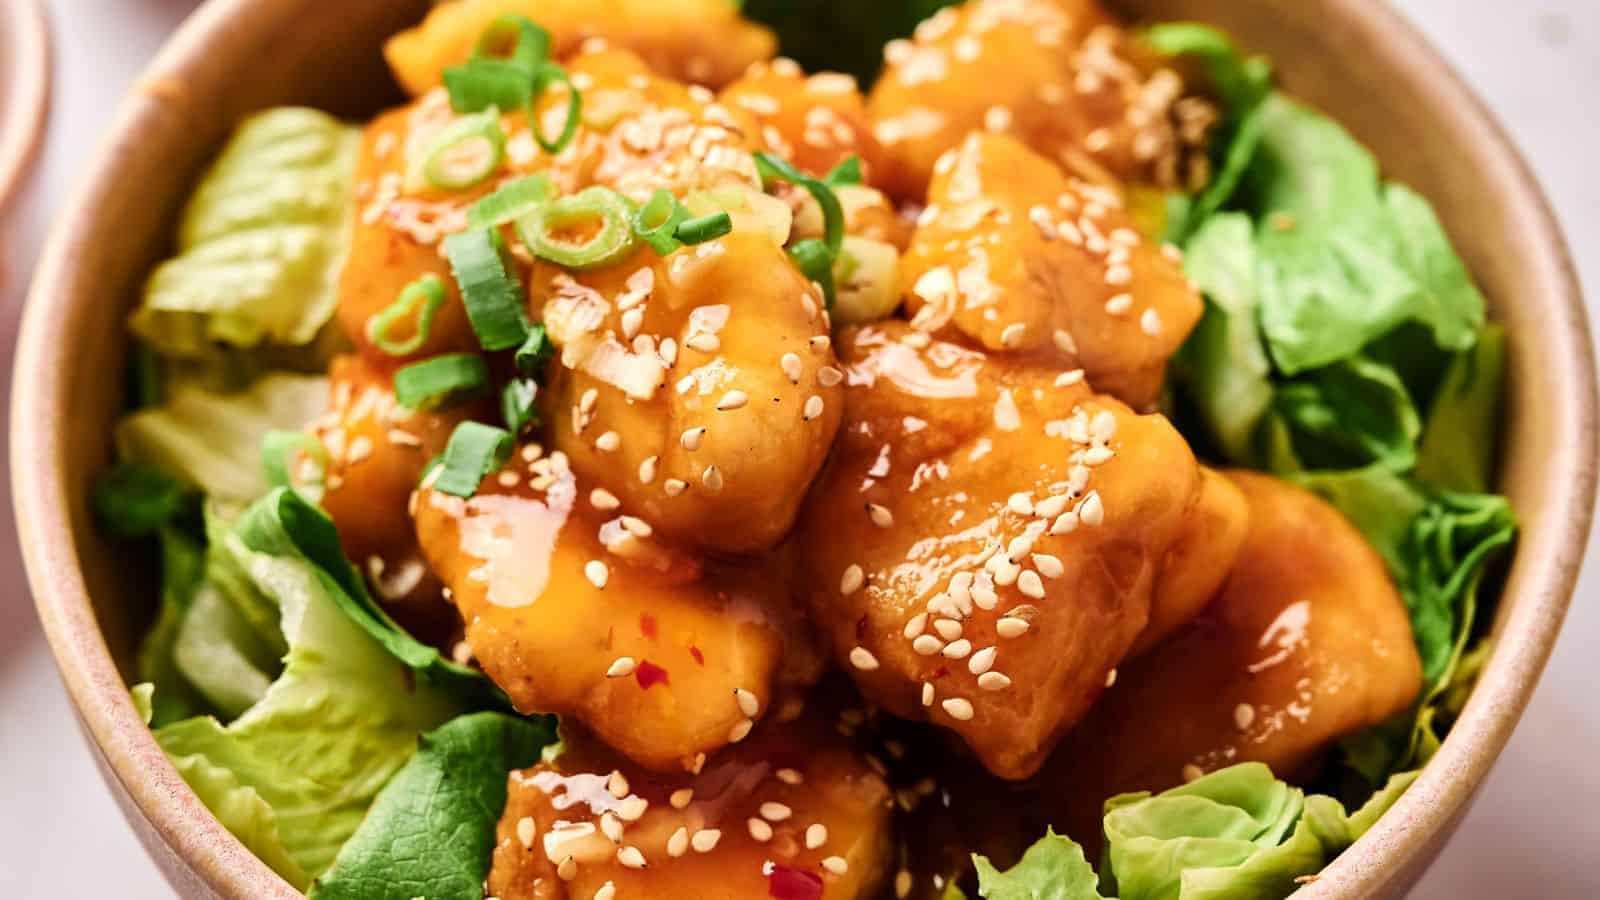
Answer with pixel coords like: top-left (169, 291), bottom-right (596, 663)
top-left (131, 108), bottom-right (359, 359)
top-left (742, 0), bottom-right (958, 81)
top-left (115, 373), bottom-right (327, 502)
top-left (310, 712), bottom-right (557, 900)
top-left (973, 829), bottom-right (1108, 900)
top-left (155, 491), bottom-right (472, 887)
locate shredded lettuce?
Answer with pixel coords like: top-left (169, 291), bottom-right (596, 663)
top-left (131, 108), bottom-right (359, 360)
top-left (742, 0), bottom-right (958, 81)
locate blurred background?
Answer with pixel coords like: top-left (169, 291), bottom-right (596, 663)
top-left (0, 0), bottom-right (1594, 894)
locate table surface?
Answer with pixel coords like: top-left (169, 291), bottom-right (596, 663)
top-left (1, 0), bottom-right (1595, 895)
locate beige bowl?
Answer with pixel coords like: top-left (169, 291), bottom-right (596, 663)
top-left (13, 0), bottom-right (1597, 897)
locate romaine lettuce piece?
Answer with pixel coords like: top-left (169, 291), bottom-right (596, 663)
top-left (131, 108), bottom-right (359, 359)
top-left (310, 712), bottom-right (557, 900)
top-left (973, 829), bottom-right (1108, 900)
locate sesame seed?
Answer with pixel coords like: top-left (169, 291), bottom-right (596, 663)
top-left (734, 688), bottom-right (760, 718)
top-left (638, 455), bottom-right (659, 484)
top-left (867, 503), bottom-right (894, 528)
top-left (729, 717), bottom-right (755, 742)
top-left (1235, 703), bottom-right (1256, 730)
top-left (822, 856), bottom-right (849, 875)
top-left (978, 671), bottom-right (1011, 691)
top-left (942, 638), bottom-right (973, 660)
top-left (595, 431), bottom-right (621, 452)
top-left (942, 698), bottom-right (975, 721)
top-left (621, 307), bottom-right (644, 339)
top-left (922, 682), bottom-right (935, 706)
top-left (616, 795), bottom-right (648, 822)
top-left (680, 427), bottom-right (706, 450)
top-left (1007, 493), bottom-right (1034, 516)
top-left (717, 390), bottom-right (749, 410)
top-left (702, 465), bottom-right (724, 492)
top-left (748, 817), bottom-right (773, 841)
top-left (1000, 323), bottom-right (1026, 347)
top-left (607, 770), bottom-right (630, 798)
top-left (601, 811), bottom-right (624, 842)
top-left (840, 564), bottom-right (865, 595)
top-left (996, 617), bottom-right (1030, 639)
top-left (1032, 554), bottom-right (1064, 578)
top-left (667, 826), bottom-right (689, 858)
top-left (1105, 293), bottom-right (1133, 315)
top-left (1018, 570), bottom-right (1046, 599)
top-left (1105, 265), bottom-right (1132, 286)
top-left (1141, 308), bottom-right (1164, 336)
top-left (1051, 511), bottom-right (1079, 534)
top-left (809, 335), bottom-right (831, 353)
top-left (558, 854), bottom-right (577, 880)
top-left (933, 618), bottom-right (963, 641)
top-left (617, 845), bottom-right (647, 869)
top-left (585, 560), bottom-right (609, 589)
top-left (1079, 491), bottom-right (1105, 526)
top-left (691, 828), bottom-right (722, 852)
top-left (1091, 410), bottom-right (1118, 443)
top-left (1183, 764), bottom-right (1205, 783)
top-left (687, 333), bottom-right (720, 353)
top-left (781, 352), bottom-right (803, 383)
top-left (968, 646), bottom-right (997, 675)
top-left (912, 635), bottom-right (945, 656)
top-left (664, 478), bottom-right (687, 496)
top-left (516, 816), bottom-right (535, 848)
top-left (1084, 446), bottom-right (1115, 466)
top-left (670, 788), bottom-right (694, 809)
top-left (806, 823), bottom-right (828, 849)
top-left (590, 488), bottom-right (620, 510)
top-left (896, 870), bottom-right (914, 898)
top-left (803, 395), bottom-right (825, 420)
top-left (760, 801), bottom-right (793, 822)
top-left (817, 366), bottom-right (843, 387)
top-left (850, 646), bottom-right (880, 671)
top-left (1106, 667), bottom-right (1119, 688)
top-left (596, 882), bottom-right (616, 900)
top-left (903, 612), bottom-right (929, 639)
top-left (1055, 369), bottom-right (1086, 387)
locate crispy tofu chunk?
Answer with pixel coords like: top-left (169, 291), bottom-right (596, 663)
top-left (385, 0), bottom-right (776, 96)
top-left (796, 323), bottom-right (1244, 779)
top-left (538, 233), bottom-right (843, 555)
top-left (901, 133), bottom-right (1200, 408)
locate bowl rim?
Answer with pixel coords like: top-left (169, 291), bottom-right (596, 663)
top-left (12, 0), bottom-right (1597, 897)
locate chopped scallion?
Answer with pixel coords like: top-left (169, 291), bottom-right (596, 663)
top-left (419, 108), bottom-right (506, 190)
top-left (502, 378), bottom-right (541, 435)
top-left (472, 13), bottom-right (551, 71)
top-left (445, 227), bottom-right (529, 351)
top-left (823, 155), bottom-right (863, 187)
top-left (262, 430), bottom-right (330, 504)
top-left (530, 62), bottom-right (583, 154)
top-left (394, 353), bottom-right (491, 411)
top-left (435, 422), bottom-right (514, 497)
top-left (514, 323), bottom-right (554, 377)
top-left (443, 60), bottom-right (535, 114)
top-left (789, 238), bottom-right (836, 309)
top-left (516, 186), bottom-right (636, 269)
top-left (467, 173), bottom-right (554, 229)
top-left (676, 212), bottom-right (733, 245)
top-left (366, 275), bottom-right (447, 356)
top-left (634, 188), bottom-right (689, 255)
top-left (754, 151), bottom-right (845, 255)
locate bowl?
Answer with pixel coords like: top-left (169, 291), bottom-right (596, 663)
top-left (13, 0), bottom-right (1597, 897)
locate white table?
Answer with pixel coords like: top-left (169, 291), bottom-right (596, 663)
top-left (0, 1), bottom-right (1594, 895)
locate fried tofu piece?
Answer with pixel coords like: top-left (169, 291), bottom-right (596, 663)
top-left (721, 60), bottom-right (884, 181)
top-left (1038, 470), bottom-right (1423, 841)
top-left (1134, 466), bottom-right (1249, 655)
top-left (311, 354), bottom-right (478, 640)
top-left (385, 0), bottom-right (776, 97)
top-left (488, 718), bottom-right (892, 899)
top-left (867, 0), bottom-right (1204, 201)
top-left (901, 133), bottom-right (1200, 408)
top-left (796, 323), bottom-right (1244, 779)
top-left (538, 233), bottom-right (843, 556)
top-left (414, 458), bottom-right (823, 772)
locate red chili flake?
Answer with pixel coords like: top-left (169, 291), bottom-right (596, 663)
top-left (640, 613), bottom-right (659, 640)
top-left (767, 864), bottom-right (823, 900)
top-left (689, 645), bottom-right (705, 666)
top-left (854, 615), bottom-right (869, 642)
top-left (635, 660), bottom-right (670, 690)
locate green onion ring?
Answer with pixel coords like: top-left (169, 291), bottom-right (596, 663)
top-left (445, 227), bottom-right (530, 351)
top-left (443, 59), bottom-right (535, 114)
top-left (675, 211), bottom-right (734, 245)
top-left (393, 353), bottom-right (491, 411)
top-left (262, 430), bottom-right (330, 504)
top-left (516, 185), bottom-right (637, 269)
top-left (472, 14), bottom-right (551, 71)
top-left (531, 62), bottom-right (583, 154)
top-left (634, 188), bottom-right (689, 255)
top-left (434, 421), bottom-right (515, 498)
top-left (467, 173), bottom-right (555, 229)
top-left (754, 151), bottom-right (845, 256)
top-left (366, 275), bottom-right (447, 356)
top-left (420, 108), bottom-right (507, 190)
top-left (789, 238), bottom-right (836, 309)
top-left (514, 323), bottom-right (554, 377)
top-left (502, 378), bottom-right (541, 435)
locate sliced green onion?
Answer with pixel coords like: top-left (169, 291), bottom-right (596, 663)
top-left (435, 422), bottom-right (514, 497)
top-left (92, 462), bottom-right (190, 538)
top-left (394, 353), bottom-right (490, 411)
top-left (754, 151), bottom-right (845, 255)
top-left (445, 227), bottom-right (529, 351)
top-left (824, 155), bottom-right (863, 187)
top-left (789, 238), bottom-right (836, 309)
top-left (531, 62), bottom-right (583, 154)
top-left (516, 186), bottom-right (636, 269)
top-left (443, 59), bottom-right (535, 114)
top-left (467, 174), bottom-right (554, 229)
top-left (366, 275), bottom-right (447, 356)
top-left (676, 212), bottom-right (733, 245)
top-left (419, 109), bottom-right (506, 190)
top-left (471, 14), bottom-right (551, 71)
top-left (262, 430), bottom-right (330, 504)
top-left (502, 378), bottom-right (541, 435)
top-left (514, 323), bottom-right (553, 377)
top-left (634, 188), bottom-right (689, 255)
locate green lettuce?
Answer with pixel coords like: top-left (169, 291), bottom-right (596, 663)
top-left (974, 829), bottom-right (1106, 900)
top-left (131, 108), bottom-right (359, 359)
top-left (743, 0), bottom-right (958, 81)
top-left (311, 713), bottom-right (557, 900)
top-left (115, 372), bottom-right (327, 502)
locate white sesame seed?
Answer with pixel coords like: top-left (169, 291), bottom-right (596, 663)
top-left (1105, 667), bottom-right (1119, 688)
top-left (781, 352), bottom-right (803, 383)
top-left (803, 394), bottom-right (825, 420)
top-left (1055, 368), bottom-right (1086, 387)
top-left (933, 618), bottom-right (963, 641)
top-left (978, 671), bottom-right (1012, 691)
top-left (968, 646), bottom-right (997, 675)
top-left (867, 503), bottom-right (894, 528)
top-left (748, 817), bottom-right (773, 841)
top-left (822, 856), bottom-right (849, 875)
top-left (621, 306), bottom-right (644, 339)
top-left (516, 816), bottom-right (535, 848)
top-left (558, 854), bottom-right (578, 880)
top-left (760, 802), bottom-right (793, 822)
top-left (1235, 703), bottom-right (1256, 730)
top-left (637, 455), bottom-right (659, 485)
top-left (1183, 764), bottom-right (1205, 783)
top-left (922, 681), bottom-right (935, 706)
top-left (942, 698), bottom-right (975, 721)
top-left (1017, 570), bottom-right (1046, 599)
top-left (1105, 265), bottom-right (1132, 286)
top-left (1079, 491), bottom-right (1105, 526)
top-left (702, 465), bottom-right (724, 492)
top-left (840, 564), bottom-right (865, 595)
top-left (599, 810), bottom-right (623, 842)
top-left (595, 430), bottom-right (621, 452)
top-left (670, 788), bottom-right (694, 809)
top-left (903, 612), bottom-right (929, 639)
top-left (817, 366), bottom-right (844, 387)
top-left (691, 828), bottom-right (722, 852)
top-left (1032, 554), bottom-right (1064, 578)
top-left (850, 646), bottom-right (880, 671)
top-left (1007, 493), bottom-right (1034, 516)
top-left (1084, 446), bottom-right (1115, 466)
top-left (1053, 328), bottom-right (1079, 355)
top-left (1105, 293), bottom-right (1133, 315)
top-left (667, 826), bottom-right (689, 858)
top-left (595, 882), bottom-right (616, 900)
top-left (730, 687), bottom-right (760, 718)
top-left (607, 770), bottom-right (630, 799)
top-left (1000, 323), bottom-right (1026, 347)
top-left (1051, 511), bottom-right (1079, 534)
top-left (585, 560), bottom-right (609, 589)
top-left (805, 823), bottom-right (828, 849)
top-left (942, 638), bottom-right (973, 659)
top-left (729, 718), bottom-right (754, 742)
top-left (1141, 307), bottom-right (1164, 336)
top-left (896, 870), bottom-right (914, 898)
top-left (912, 635), bottom-right (945, 656)
top-left (687, 333), bottom-right (721, 353)
top-left (809, 334), bottom-right (831, 353)
top-left (1091, 410), bottom-right (1118, 443)
top-left (617, 845), bottom-right (647, 869)
top-left (590, 488), bottom-right (620, 511)
top-left (717, 390), bottom-right (749, 410)
top-left (996, 617), bottom-right (1030, 639)
top-left (680, 427), bottom-right (706, 451)
top-left (616, 795), bottom-right (648, 822)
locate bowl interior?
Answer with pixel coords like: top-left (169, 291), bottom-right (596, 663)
top-left (16, 0), bottom-right (1595, 898)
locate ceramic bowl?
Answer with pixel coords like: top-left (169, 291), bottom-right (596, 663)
top-left (13, 0), bottom-right (1597, 897)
